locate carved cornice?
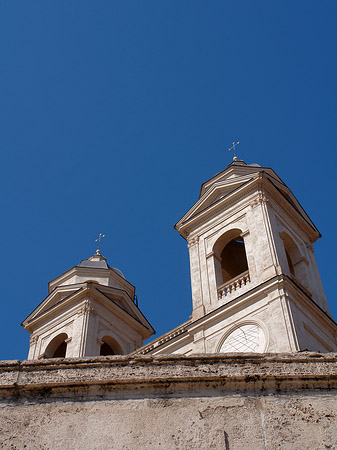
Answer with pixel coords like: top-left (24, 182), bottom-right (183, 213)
top-left (179, 183), bottom-right (258, 237)
top-left (178, 173), bottom-right (319, 244)
top-left (183, 193), bottom-right (255, 238)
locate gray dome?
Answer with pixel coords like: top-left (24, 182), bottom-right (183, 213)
top-left (78, 254), bottom-right (125, 279)
top-left (78, 258), bottom-right (109, 269)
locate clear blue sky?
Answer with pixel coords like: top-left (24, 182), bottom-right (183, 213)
top-left (1, 1), bottom-right (336, 360)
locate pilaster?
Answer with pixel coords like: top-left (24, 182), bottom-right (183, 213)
top-left (188, 236), bottom-right (205, 320)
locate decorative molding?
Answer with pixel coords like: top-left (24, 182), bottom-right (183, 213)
top-left (293, 256), bottom-right (309, 266)
top-left (306, 243), bottom-right (314, 252)
top-left (77, 300), bottom-right (94, 316)
top-left (203, 220), bottom-right (250, 269)
top-left (181, 185), bottom-right (257, 236)
top-left (216, 319), bottom-right (269, 353)
top-left (134, 322), bottom-right (189, 355)
top-left (30, 335), bottom-right (39, 345)
top-left (205, 251), bottom-right (221, 262)
top-left (250, 192), bottom-right (269, 208)
top-left (187, 236), bottom-right (199, 248)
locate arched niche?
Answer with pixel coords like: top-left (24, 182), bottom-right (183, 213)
top-left (213, 228), bottom-right (249, 288)
top-left (44, 333), bottom-right (68, 358)
top-left (99, 335), bottom-right (123, 356)
top-left (280, 232), bottom-right (309, 291)
top-left (217, 320), bottom-right (268, 353)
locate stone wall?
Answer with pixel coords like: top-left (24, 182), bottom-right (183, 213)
top-left (0, 353), bottom-right (337, 449)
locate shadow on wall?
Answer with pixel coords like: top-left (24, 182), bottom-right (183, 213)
top-left (213, 229), bottom-right (249, 288)
top-left (44, 333), bottom-right (68, 358)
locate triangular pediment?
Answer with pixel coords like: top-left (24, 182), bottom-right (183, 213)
top-left (22, 282), bottom-right (154, 334)
top-left (175, 175), bottom-right (257, 234)
top-left (200, 179), bottom-right (252, 210)
top-left (96, 286), bottom-right (142, 324)
top-left (93, 285), bottom-right (154, 333)
top-left (22, 286), bottom-right (84, 326)
top-left (199, 161), bottom-right (282, 198)
top-left (175, 160), bottom-right (319, 239)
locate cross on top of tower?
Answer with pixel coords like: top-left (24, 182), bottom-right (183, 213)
top-left (95, 233), bottom-right (105, 255)
top-left (228, 141), bottom-right (240, 161)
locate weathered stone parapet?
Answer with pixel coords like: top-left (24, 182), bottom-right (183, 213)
top-left (1, 353), bottom-right (336, 398)
top-left (1, 354), bottom-right (337, 450)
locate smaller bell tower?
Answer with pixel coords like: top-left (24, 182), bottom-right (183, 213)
top-left (174, 159), bottom-right (337, 353)
top-left (22, 251), bottom-right (154, 360)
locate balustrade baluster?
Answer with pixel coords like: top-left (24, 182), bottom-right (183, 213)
top-left (217, 271), bottom-right (250, 299)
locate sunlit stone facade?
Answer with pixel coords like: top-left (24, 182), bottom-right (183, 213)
top-left (136, 160), bottom-right (337, 356)
top-left (1, 160), bottom-right (336, 450)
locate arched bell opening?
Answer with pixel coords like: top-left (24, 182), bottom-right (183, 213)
top-left (44, 333), bottom-right (68, 358)
top-left (281, 232), bottom-right (310, 292)
top-left (99, 335), bottom-right (123, 356)
top-left (213, 229), bottom-right (250, 298)
top-left (220, 236), bottom-right (248, 284)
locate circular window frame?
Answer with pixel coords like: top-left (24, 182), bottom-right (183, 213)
top-left (216, 319), bottom-right (269, 353)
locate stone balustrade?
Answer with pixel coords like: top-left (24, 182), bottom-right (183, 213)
top-left (218, 270), bottom-right (250, 299)
top-left (135, 322), bottom-right (190, 355)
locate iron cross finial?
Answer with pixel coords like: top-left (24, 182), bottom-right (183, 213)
top-left (95, 233), bottom-right (105, 254)
top-left (228, 141), bottom-right (240, 161)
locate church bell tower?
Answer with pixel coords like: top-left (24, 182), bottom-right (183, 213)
top-left (174, 158), bottom-right (337, 353)
top-left (22, 251), bottom-right (154, 360)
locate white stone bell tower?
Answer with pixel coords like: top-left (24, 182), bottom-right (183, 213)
top-left (171, 159), bottom-right (337, 354)
top-left (22, 251), bottom-right (154, 360)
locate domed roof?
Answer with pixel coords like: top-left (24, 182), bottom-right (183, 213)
top-left (78, 252), bottom-right (125, 279)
